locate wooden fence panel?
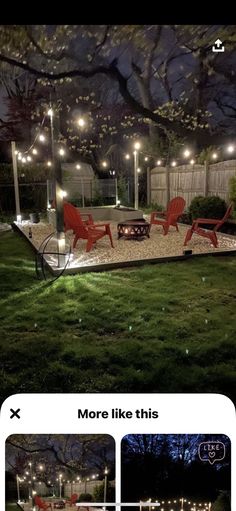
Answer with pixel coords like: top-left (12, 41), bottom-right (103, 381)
top-left (150, 160), bottom-right (236, 208)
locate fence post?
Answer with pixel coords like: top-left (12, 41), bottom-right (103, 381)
top-left (115, 178), bottom-right (118, 205)
top-left (204, 159), bottom-right (209, 197)
top-left (146, 166), bottom-right (151, 205)
top-left (166, 164), bottom-right (170, 206)
top-left (127, 179), bottom-right (130, 204)
top-left (81, 177), bottom-right (85, 208)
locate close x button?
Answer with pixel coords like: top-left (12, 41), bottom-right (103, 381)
top-left (10, 408), bottom-right (21, 419)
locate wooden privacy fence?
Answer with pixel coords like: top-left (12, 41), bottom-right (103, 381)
top-left (150, 160), bottom-right (236, 208)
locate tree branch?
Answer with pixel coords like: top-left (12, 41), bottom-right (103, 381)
top-left (0, 52), bottom-right (209, 138)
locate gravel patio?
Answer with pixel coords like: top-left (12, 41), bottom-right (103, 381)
top-left (15, 216), bottom-right (236, 274)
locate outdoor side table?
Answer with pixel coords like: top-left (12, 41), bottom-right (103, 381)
top-left (117, 220), bottom-right (151, 240)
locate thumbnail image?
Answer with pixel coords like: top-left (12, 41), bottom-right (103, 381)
top-left (121, 434), bottom-right (230, 511)
top-left (6, 434), bottom-right (115, 511)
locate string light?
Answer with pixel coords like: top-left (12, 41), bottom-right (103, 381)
top-left (59, 190), bottom-right (68, 198)
top-left (47, 161), bottom-right (52, 167)
top-left (77, 117), bottom-right (85, 127)
top-left (76, 164), bottom-right (81, 169)
top-left (12, 100), bottom-right (236, 188)
top-left (183, 148), bottom-right (191, 158)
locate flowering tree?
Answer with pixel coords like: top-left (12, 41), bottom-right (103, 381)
top-left (1, 25), bottom-right (236, 148)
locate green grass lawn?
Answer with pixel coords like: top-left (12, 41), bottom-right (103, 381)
top-left (6, 505), bottom-right (19, 511)
top-left (0, 230), bottom-right (236, 404)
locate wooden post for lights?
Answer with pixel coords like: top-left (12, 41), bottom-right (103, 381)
top-left (134, 150), bottom-right (139, 209)
top-left (104, 467), bottom-right (108, 511)
top-left (16, 474), bottom-right (20, 502)
top-left (49, 104), bottom-right (66, 267)
top-left (11, 141), bottom-right (21, 222)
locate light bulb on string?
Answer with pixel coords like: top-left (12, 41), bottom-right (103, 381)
top-left (32, 148), bottom-right (38, 155)
top-left (183, 148), bottom-right (191, 158)
top-left (47, 161), bottom-right (52, 167)
top-left (156, 160), bottom-right (161, 166)
top-left (59, 190), bottom-right (68, 199)
top-left (190, 159), bottom-right (195, 165)
top-left (39, 134), bottom-right (46, 142)
top-left (77, 117), bottom-right (85, 127)
top-left (27, 156), bottom-right (32, 162)
top-left (125, 154), bottom-right (130, 160)
top-left (171, 161), bottom-right (177, 167)
top-left (76, 164), bottom-right (81, 169)
top-left (227, 144), bottom-right (234, 153)
top-left (59, 148), bottom-right (65, 156)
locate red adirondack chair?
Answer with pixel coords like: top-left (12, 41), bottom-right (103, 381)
top-left (34, 495), bottom-right (52, 510)
top-left (150, 196), bottom-right (186, 235)
top-left (65, 493), bottom-right (78, 506)
top-left (63, 201), bottom-right (93, 232)
top-left (66, 493), bottom-right (89, 510)
top-left (184, 203), bottom-right (233, 248)
top-left (63, 201), bottom-right (114, 251)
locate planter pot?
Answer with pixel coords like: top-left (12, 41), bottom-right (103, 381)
top-left (29, 212), bottom-right (40, 223)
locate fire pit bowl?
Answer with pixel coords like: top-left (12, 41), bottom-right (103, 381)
top-left (117, 219), bottom-right (151, 240)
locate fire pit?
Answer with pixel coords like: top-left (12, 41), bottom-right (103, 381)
top-left (53, 502), bottom-right (66, 509)
top-left (117, 219), bottom-right (151, 240)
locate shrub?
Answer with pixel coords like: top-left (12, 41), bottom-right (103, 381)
top-left (189, 196), bottom-right (227, 221)
top-left (93, 482), bottom-right (115, 503)
top-left (178, 211), bottom-right (191, 224)
top-left (117, 177), bottom-right (127, 205)
top-left (77, 493), bottom-right (94, 503)
top-left (229, 176), bottom-right (236, 207)
top-left (144, 203), bottom-right (164, 214)
top-left (212, 491), bottom-right (230, 511)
